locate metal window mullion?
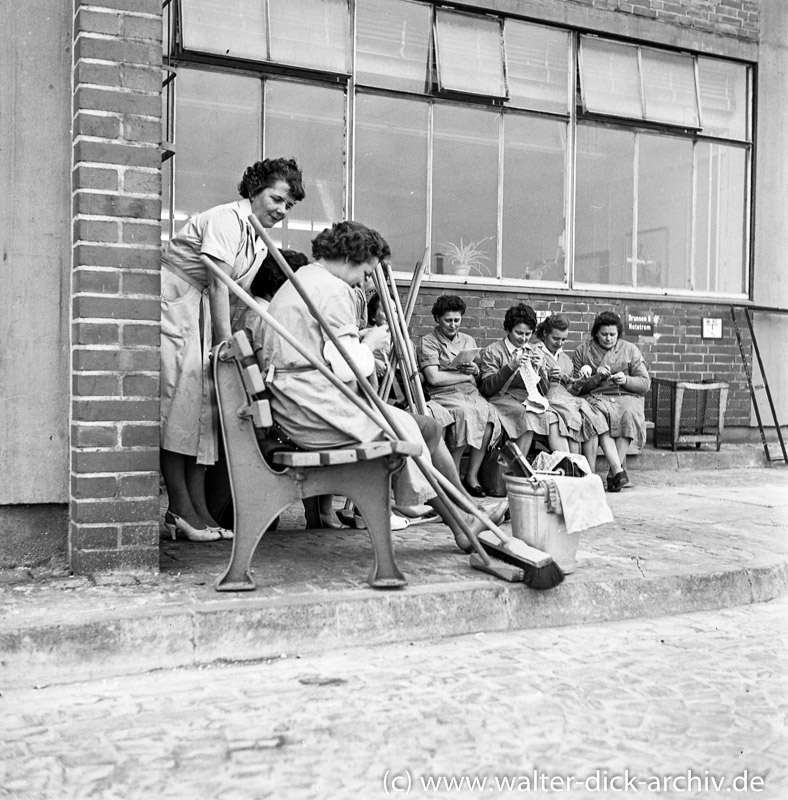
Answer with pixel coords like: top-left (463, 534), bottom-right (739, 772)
top-left (706, 142), bottom-right (713, 292)
top-left (690, 141), bottom-right (697, 292)
top-left (636, 47), bottom-right (646, 120)
top-left (426, 101), bottom-right (434, 274)
top-left (713, 145), bottom-right (722, 292)
top-left (264, 0), bottom-right (272, 61)
top-left (693, 56), bottom-right (703, 130)
top-left (496, 112), bottom-right (504, 279)
top-left (566, 33), bottom-right (577, 290)
top-left (631, 133), bottom-right (639, 288)
top-left (346, 0), bottom-right (356, 220)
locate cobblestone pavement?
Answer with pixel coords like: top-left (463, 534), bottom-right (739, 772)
top-left (2, 596), bottom-right (786, 800)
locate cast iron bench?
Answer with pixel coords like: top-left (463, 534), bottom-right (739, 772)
top-left (212, 332), bottom-right (420, 592)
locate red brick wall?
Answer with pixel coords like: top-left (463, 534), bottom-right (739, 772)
top-left (409, 289), bottom-right (753, 426)
top-left (70, 0), bottom-right (163, 573)
top-left (569, 0), bottom-right (759, 39)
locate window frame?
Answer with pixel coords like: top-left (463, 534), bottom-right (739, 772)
top-left (164, 1), bottom-right (753, 301)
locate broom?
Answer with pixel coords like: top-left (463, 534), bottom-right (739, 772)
top-left (244, 219), bottom-right (564, 589)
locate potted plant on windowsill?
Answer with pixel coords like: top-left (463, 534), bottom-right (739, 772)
top-left (439, 237), bottom-right (492, 277)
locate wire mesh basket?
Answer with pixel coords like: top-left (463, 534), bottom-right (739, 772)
top-left (651, 378), bottom-right (730, 451)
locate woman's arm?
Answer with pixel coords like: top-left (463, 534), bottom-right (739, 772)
top-left (614, 347), bottom-right (650, 395)
top-left (479, 345), bottom-right (519, 397)
top-left (207, 255), bottom-right (234, 343)
top-left (422, 364), bottom-right (475, 388)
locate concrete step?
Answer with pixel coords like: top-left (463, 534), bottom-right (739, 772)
top-left (1, 468), bottom-right (785, 689)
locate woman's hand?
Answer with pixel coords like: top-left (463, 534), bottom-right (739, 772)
top-left (361, 324), bottom-right (390, 353)
top-left (457, 361), bottom-right (479, 379)
top-left (547, 364), bottom-right (561, 382)
top-left (596, 364), bottom-right (612, 379)
top-left (610, 371), bottom-right (627, 386)
top-left (578, 365), bottom-right (593, 379)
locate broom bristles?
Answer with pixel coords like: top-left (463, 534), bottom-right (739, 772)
top-left (477, 531), bottom-right (565, 590)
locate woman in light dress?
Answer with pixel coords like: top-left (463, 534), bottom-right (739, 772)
top-left (418, 295), bottom-right (501, 497)
top-left (479, 303), bottom-right (568, 458)
top-left (160, 158), bottom-right (304, 541)
top-left (573, 310), bottom-right (651, 491)
top-left (534, 314), bottom-right (626, 490)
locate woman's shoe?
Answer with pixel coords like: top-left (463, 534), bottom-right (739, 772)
top-left (208, 526), bottom-right (234, 540)
top-left (352, 512), bottom-right (410, 531)
top-left (608, 470), bottom-right (631, 493)
top-left (164, 511), bottom-right (221, 542)
top-left (462, 479), bottom-right (486, 498)
top-left (453, 530), bottom-right (473, 554)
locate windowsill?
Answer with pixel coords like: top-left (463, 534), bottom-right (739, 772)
top-left (391, 272), bottom-right (751, 306)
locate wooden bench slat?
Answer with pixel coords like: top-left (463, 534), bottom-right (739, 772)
top-left (271, 440), bottom-right (421, 468)
top-left (231, 331), bottom-right (255, 360)
top-left (272, 451), bottom-right (323, 467)
top-left (319, 450), bottom-right (359, 465)
top-left (242, 365), bottom-right (266, 396)
top-left (250, 399), bottom-right (272, 428)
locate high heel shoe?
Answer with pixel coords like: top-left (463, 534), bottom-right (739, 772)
top-left (207, 526), bottom-right (234, 540)
top-left (164, 511), bottom-right (221, 543)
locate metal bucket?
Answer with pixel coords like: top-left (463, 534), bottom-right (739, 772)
top-left (504, 472), bottom-right (580, 574)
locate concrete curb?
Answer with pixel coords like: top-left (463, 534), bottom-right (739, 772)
top-left (2, 559), bottom-right (785, 689)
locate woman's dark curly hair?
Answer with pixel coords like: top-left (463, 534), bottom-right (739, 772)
top-left (535, 313), bottom-right (569, 340)
top-left (503, 303), bottom-right (537, 333)
top-left (238, 157), bottom-right (305, 202)
top-left (431, 295), bottom-right (466, 319)
top-left (311, 221), bottom-right (391, 265)
top-left (591, 310), bottom-right (624, 339)
top-left (367, 292), bottom-right (384, 326)
top-left (249, 249), bottom-right (309, 299)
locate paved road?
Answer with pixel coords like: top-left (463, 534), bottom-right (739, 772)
top-left (2, 597), bottom-right (786, 800)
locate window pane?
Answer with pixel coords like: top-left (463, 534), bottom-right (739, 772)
top-left (641, 48), bottom-right (699, 128)
top-left (502, 115), bottom-right (566, 281)
top-left (434, 10), bottom-right (505, 98)
top-left (180, 0), bottom-right (267, 61)
top-left (636, 134), bottom-right (693, 290)
top-left (574, 125), bottom-right (634, 286)
top-left (579, 38), bottom-right (642, 119)
top-left (695, 143), bottom-right (747, 294)
top-left (264, 80), bottom-right (345, 254)
top-left (269, 0), bottom-right (350, 73)
top-left (354, 94), bottom-right (428, 272)
top-left (356, 0), bottom-right (430, 93)
top-left (698, 58), bottom-right (749, 141)
top-left (432, 104), bottom-right (499, 277)
top-left (173, 69), bottom-right (261, 228)
top-left (504, 21), bottom-right (569, 114)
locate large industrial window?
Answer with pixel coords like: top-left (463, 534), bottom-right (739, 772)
top-left (575, 34), bottom-right (750, 295)
top-left (166, 1), bottom-right (752, 299)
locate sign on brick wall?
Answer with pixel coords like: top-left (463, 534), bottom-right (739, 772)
top-left (625, 309), bottom-right (655, 336)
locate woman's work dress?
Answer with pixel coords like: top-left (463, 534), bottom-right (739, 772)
top-left (160, 198), bottom-right (266, 465)
top-left (572, 338), bottom-right (651, 449)
top-left (479, 338), bottom-right (563, 440)
top-left (259, 264), bottom-right (435, 508)
top-left (418, 328), bottom-right (500, 450)
top-left (534, 342), bottom-right (608, 444)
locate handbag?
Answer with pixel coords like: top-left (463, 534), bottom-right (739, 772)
top-left (478, 440), bottom-right (508, 497)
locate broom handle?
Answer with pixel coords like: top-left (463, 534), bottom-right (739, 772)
top-left (403, 246), bottom-right (429, 326)
top-left (384, 262), bottom-right (428, 415)
top-left (246, 219), bottom-right (515, 551)
top-left (199, 250), bottom-right (497, 563)
top-left (371, 266), bottom-right (417, 412)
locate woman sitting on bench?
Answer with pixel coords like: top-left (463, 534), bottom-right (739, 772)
top-left (259, 221), bottom-right (477, 552)
top-left (572, 310), bottom-right (651, 491)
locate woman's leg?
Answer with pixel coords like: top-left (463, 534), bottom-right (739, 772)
top-left (568, 439), bottom-right (581, 455)
top-left (615, 437), bottom-right (631, 472)
top-left (547, 423), bottom-right (569, 453)
top-left (598, 432), bottom-right (623, 475)
top-left (450, 445), bottom-right (465, 474)
top-left (184, 460), bottom-right (220, 527)
top-left (582, 435), bottom-right (599, 471)
top-left (513, 430), bottom-right (534, 458)
top-left (160, 449), bottom-right (207, 529)
top-left (464, 422), bottom-right (494, 487)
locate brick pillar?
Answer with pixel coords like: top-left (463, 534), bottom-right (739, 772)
top-left (70, 0), bottom-right (163, 572)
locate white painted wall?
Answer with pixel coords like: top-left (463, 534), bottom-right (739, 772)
top-left (751, 1), bottom-right (788, 429)
top-left (0, 4), bottom-right (71, 503)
